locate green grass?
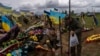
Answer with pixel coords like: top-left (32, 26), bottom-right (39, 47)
top-left (0, 7), bottom-right (12, 14)
top-left (73, 13), bottom-right (100, 28)
top-left (95, 13), bottom-right (100, 27)
top-left (85, 14), bottom-right (100, 27)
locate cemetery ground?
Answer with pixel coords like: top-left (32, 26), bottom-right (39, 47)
top-left (25, 13), bottom-right (100, 56)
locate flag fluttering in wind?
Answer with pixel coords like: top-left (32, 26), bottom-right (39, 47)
top-left (1, 16), bottom-right (15, 32)
top-left (54, 8), bottom-right (58, 11)
top-left (93, 15), bottom-right (98, 26)
top-left (44, 10), bottom-right (66, 24)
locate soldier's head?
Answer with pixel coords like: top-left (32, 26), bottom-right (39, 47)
top-left (65, 16), bottom-right (72, 26)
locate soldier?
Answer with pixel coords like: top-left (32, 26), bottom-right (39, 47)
top-left (65, 17), bottom-right (82, 56)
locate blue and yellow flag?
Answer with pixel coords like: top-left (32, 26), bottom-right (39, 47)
top-left (1, 16), bottom-right (14, 32)
top-left (44, 10), bottom-right (66, 24)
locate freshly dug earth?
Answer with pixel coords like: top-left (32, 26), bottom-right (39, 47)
top-left (81, 28), bottom-right (100, 56)
top-left (27, 27), bottom-right (100, 56)
top-left (18, 18), bottom-right (100, 56)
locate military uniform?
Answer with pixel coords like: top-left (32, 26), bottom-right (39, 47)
top-left (66, 18), bottom-right (82, 56)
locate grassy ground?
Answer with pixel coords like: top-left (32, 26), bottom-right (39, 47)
top-left (84, 14), bottom-right (100, 27)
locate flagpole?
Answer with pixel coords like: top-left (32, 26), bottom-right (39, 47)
top-left (68, 0), bottom-right (71, 56)
top-left (59, 16), bottom-right (63, 56)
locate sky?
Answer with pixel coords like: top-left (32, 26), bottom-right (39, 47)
top-left (0, 0), bottom-right (100, 14)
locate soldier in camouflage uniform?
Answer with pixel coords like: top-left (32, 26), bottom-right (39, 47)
top-left (65, 17), bottom-right (82, 56)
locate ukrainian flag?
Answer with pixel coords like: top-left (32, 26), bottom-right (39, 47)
top-left (1, 16), bottom-right (14, 32)
top-left (44, 10), bottom-right (66, 24)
